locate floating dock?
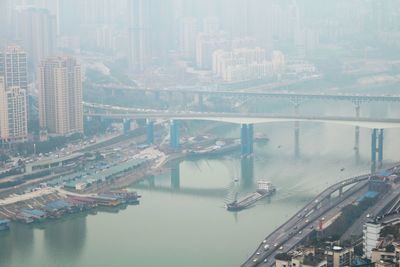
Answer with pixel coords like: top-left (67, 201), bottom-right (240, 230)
top-left (0, 219), bottom-right (10, 231)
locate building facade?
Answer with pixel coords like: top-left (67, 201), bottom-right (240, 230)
top-left (0, 45), bottom-right (28, 91)
top-left (363, 222), bottom-right (384, 258)
top-left (0, 45), bottom-right (28, 143)
top-left (38, 56), bottom-right (83, 136)
top-left (326, 246), bottom-right (353, 267)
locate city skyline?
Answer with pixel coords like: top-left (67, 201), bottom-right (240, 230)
top-left (0, 1), bottom-right (400, 267)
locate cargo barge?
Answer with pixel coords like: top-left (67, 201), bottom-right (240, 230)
top-left (227, 181), bottom-right (276, 212)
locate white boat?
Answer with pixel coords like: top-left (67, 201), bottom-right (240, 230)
top-left (256, 180), bottom-right (276, 195)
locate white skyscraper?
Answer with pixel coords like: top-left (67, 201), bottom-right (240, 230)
top-left (0, 46), bottom-right (28, 143)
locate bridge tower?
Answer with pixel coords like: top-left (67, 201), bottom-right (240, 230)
top-left (154, 91), bottom-right (160, 101)
top-left (353, 100), bottom-right (362, 163)
top-left (371, 129), bottom-right (377, 174)
top-left (294, 102), bottom-right (300, 158)
top-left (241, 124), bottom-right (254, 156)
top-left (378, 129), bottom-right (384, 169)
top-left (371, 129), bottom-right (384, 173)
top-left (241, 156), bottom-right (254, 189)
top-left (146, 119), bottom-right (154, 144)
top-left (171, 162), bottom-right (180, 190)
top-left (195, 93), bottom-right (204, 110)
top-left (123, 119), bottom-right (132, 134)
top-left (170, 120), bottom-right (180, 150)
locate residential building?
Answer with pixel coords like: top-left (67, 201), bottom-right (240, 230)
top-left (212, 48), bottom-right (284, 82)
top-left (0, 45), bottom-right (28, 143)
top-left (326, 246), bottom-right (353, 267)
top-left (0, 45), bottom-right (28, 91)
top-left (363, 221), bottom-right (384, 258)
top-left (0, 78), bottom-right (28, 143)
top-left (275, 248), bottom-right (327, 267)
top-left (38, 56), bottom-right (83, 136)
top-left (370, 240), bottom-right (400, 267)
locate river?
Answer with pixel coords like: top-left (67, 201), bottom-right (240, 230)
top-left (0, 101), bottom-right (399, 267)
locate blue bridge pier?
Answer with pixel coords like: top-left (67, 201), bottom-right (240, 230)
top-left (171, 162), bottom-right (180, 190)
top-left (371, 128), bottom-right (384, 174)
top-left (241, 124), bottom-right (254, 157)
top-left (170, 120), bottom-right (180, 150)
top-left (146, 119), bottom-right (154, 144)
top-left (353, 101), bottom-right (361, 163)
top-left (294, 102), bottom-right (300, 159)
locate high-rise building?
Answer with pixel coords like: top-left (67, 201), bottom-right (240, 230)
top-left (127, 0), bottom-right (174, 71)
top-left (179, 17), bottom-right (198, 60)
top-left (38, 56), bottom-right (83, 136)
top-left (0, 78), bottom-right (28, 143)
top-left (14, 7), bottom-right (57, 69)
top-left (0, 45), bottom-right (28, 143)
top-left (0, 45), bottom-right (28, 92)
top-left (128, 0), bottom-right (151, 72)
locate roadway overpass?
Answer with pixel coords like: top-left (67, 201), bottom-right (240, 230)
top-left (242, 164), bottom-right (400, 267)
top-left (85, 109), bottom-right (399, 173)
top-left (85, 111), bottom-right (400, 129)
top-left (91, 83), bottom-right (400, 103)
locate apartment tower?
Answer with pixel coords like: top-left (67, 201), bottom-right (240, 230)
top-left (38, 56), bottom-right (83, 136)
top-left (0, 45), bottom-right (28, 143)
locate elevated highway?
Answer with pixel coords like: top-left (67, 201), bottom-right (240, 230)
top-left (85, 111), bottom-right (400, 129)
top-left (242, 164), bottom-right (400, 267)
top-left (91, 83), bottom-right (400, 103)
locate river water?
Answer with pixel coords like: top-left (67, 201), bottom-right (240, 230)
top-left (0, 101), bottom-right (399, 267)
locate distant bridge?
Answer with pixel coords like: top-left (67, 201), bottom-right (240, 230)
top-left (85, 112), bottom-right (400, 129)
top-left (92, 83), bottom-right (400, 103)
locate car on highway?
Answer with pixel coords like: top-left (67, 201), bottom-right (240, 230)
top-left (298, 231), bottom-right (302, 235)
top-left (279, 246), bottom-right (284, 250)
top-left (274, 243), bottom-right (278, 247)
top-left (253, 258), bottom-right (258, 263)
top-left (262, 239), bottom-right (267, 244)
top-left (264, 245), bottom-right (270, 250)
